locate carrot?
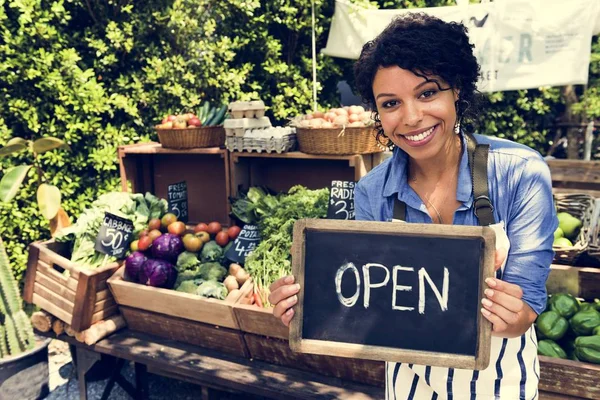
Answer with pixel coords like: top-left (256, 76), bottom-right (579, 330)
top-left (253, 291), bottom-right (264, 308)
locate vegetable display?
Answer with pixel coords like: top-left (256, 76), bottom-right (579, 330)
top-left (535, 293), bottom-right (600, 364)
top-left (233, 185), bottom-right (329, 307)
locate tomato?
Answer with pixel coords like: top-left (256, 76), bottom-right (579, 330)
top-left (215, 231), bottom-right (229, 247)
top-left (138, 235), bottom-right (153, 251)
top-left (168, 221), bottom-right (186, 236)
top-left (194, 222), bottom-right (208, 233)
top-left (207, 221), bottom-right (222, 236)
top-left (148, 218), bottom-right (161, 231)
top-left (227, 225), bottom-right (241, 240)
top-left (195, 231), bottom-right (210, 243)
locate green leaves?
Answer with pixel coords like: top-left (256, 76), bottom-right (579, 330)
top-left (32, 137), bottom-right (70, 154)
top-left (37, 183), bottom-right (61, 219)
top-left (0, 166), bottom-right (32, 203)
top-left (0, 143), bottom-right (27, 157)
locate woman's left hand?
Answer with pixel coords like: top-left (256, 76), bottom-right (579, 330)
top-left (480, 248), bottom-right (538, 338)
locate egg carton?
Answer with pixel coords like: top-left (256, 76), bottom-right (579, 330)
top-left (228, 100), bottom-right (266, 119)
top-left (226, 134), bottom-right (297, 154)
top-left (223, 117), bottom-right (272, 137)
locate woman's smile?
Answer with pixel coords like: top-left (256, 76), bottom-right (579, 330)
top-left (401, 124), bottom-right (438, 147)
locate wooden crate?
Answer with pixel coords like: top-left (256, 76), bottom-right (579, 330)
top-left (548, 159), bottom-right (600, 196)
top-left (23, 240), bottom-right (120, 331)
top-left (118, 143), bottom-right (231, 226)
top-left (108, 267), bottom-right (253, 357)
top-left (546, 264), bottom-right (600, 300)
top-left (229, 151), bottom-right (387, 198)
top-left (539, 356), bottom-right (600, 400)
top-left (233, 303), bottom-right (385, 387)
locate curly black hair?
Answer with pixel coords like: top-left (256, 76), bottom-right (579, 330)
top-left (354, 13), bottom-right (481, 147)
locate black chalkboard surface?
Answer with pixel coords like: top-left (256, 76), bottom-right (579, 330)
top-left (94, 212), bottom-right (134, 259)
top-left (167, 181), bottom-right (188, 223)
top-left (326, 180), bottom-right (355, 220)
top-left (290, 219), bottom-right (495, 370)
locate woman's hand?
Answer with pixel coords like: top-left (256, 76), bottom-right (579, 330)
top-left (269, 276), bottom-right (301, 327)
top-left (481, 248), bottom-right (537, 338)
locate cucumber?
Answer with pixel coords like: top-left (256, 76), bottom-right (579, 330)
top-left (199, 101), bottom-right (211, 123)
top-left (203, 106), bottom-right (217, 126)
top-left (207, 105), bottom-right (227, 126)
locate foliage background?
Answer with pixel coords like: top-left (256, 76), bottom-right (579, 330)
top-left (0, 0), bottom-right (598, 284)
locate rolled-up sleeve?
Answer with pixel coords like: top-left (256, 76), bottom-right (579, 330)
top-left (504, 157), bottom-right (557, 315)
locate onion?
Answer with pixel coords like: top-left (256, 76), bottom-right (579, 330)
top-left (312, 111), bottom-right (324, 118)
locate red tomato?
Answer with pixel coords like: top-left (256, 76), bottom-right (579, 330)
top-left (194, 223), bottom-right (208, 233)
top-left (207, 221), bottom-right (222, 236)
top-left (227, 225), bottom-right (241, 240)
top-left (215, 231), bottom-right (229, 247)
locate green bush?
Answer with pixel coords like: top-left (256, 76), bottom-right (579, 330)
top-left (0, 0), bottom-right (597, 286)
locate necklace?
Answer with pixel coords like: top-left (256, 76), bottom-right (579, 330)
top-left (408, 172), bottom-right (446, 224)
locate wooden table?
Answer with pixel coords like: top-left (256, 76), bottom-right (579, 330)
top-left (47, 329), bottom-right (384, 400)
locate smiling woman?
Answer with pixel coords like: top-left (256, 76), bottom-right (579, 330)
top-left (269, 12), bottom-right (557, 400)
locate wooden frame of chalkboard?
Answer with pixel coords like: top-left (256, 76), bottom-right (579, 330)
top-left (290, 219), bottom-right (495, 371)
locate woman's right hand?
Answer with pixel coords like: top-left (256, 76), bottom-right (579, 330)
top-left (268, 275), bottom-right (300, 327)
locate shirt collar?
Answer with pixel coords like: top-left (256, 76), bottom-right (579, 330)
top-left (382, 134), bottom-right (473, 205)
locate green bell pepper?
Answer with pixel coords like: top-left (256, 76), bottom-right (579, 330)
top-left (574, 336), bottom-right (600, 364)
top-left (537, 339), bottom-right (567, 359)
top-left (537, 310), bottom-right (569, 340)
top-left (594, 325), bottom-right (600, 336)
top-left (569, 308), bottom-right (600, 336)
top-left (549, 293), bottom-right (580, 318)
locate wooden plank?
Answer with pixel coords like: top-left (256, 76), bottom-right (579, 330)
top-left (32, 293), bottom-right (73, 324)
top-left (90, 304), bottom-right (118, 324)
top-left (76, 329), bottom-right (385, 400)
top-left (243, 333), bottom-right (385, 387)
top-left (92, 297), bottom-right (116, 313)
top-left (231, 151), bottom-right (361, 162)
top-left (36, 241), bottom-right (80, 277)
top-left (539, 356), bottom-right (600, 400)
top-left (546, 264), bottom-right (600, 299)
top-left (548, 159), bottom-right (600, 186)
top-left (35, 272), bottom-right (76, 303)
top-left (119, 306), bottom-right (249, 358)
top-left (36, 260), bottom-right (78, 292)
top-left (539, 392), bottom-right (585, 400)
top-left (95, 288), bottom-right (110, 302)
top-left (119, 142), bottom-right (225, 155)
top-left (34, 282), bottom-right (74, 313)
top-left (233, 304), bottom-right (289, 339)
top-left (553, 187), bottom-right (600, 198)
top-left (108, 268), bottom-right (239, 329)
top-left (70, 272), bottom-right (97, 331)
top-left (23, 242), bottom-right (40, 303)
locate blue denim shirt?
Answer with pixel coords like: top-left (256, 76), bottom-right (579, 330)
top-left (355, 133), bottom-right (557, 314)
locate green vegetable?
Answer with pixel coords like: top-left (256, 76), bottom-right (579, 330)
top-left (574, 336), bottom-right (600, 364)
top-left (536, 311), bottom-right (569, 340)
top-left (206, 105), bottom-right (227, 126)
top-left (570, 309), bottom-right (600, 336)
top-left (230, 187), bottom-right (279, 225)
top-left (198, 262), bottom-right (227, 281)
top-left (200, 241), bottom-right (224, 263)
top-left (537, 339), bottom-right (567, 359)
top-left (176, 280), bottom-right (199, 294)
top-left (549, 293), bottom-right (580, 318)
top-left (176, 251), bottom-right (200, 272)
top-left (202, 106), bottom-right (216, 126)
top-left (174, 268), bottom-right (202, 287)
top-left (55, 192), bottom-right (167, 269)
top-left (196, 280), bottom-right (227, 300)
top-left (245, 185), bottom-right (329, 306)
top-left (594, 326), bottom-right (600, 336)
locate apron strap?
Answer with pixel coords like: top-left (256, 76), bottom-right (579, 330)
top-left (392, 132), bottom-right (496, 226)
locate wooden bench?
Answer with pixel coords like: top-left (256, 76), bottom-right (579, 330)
top-left (49, 329), bottom-right (384, 400)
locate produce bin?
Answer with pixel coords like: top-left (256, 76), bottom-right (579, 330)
top-left (118, 143), bottom-right (231, 226)
top-left (552, 193), bottom-right (595, 265)
top-left (233, 302), bottom-right (385, 387)
top-left (23, 240), bottom-right (120, 331)
top-left (229, 151), bottom-right (388, 198)
top-left (107, 267), bottom-right (253, 357)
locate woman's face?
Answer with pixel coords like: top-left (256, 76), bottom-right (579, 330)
top-left (372, 66), bottom-right (459, 161)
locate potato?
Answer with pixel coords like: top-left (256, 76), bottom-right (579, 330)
top-left (229, 263), bottom-right (242, 276)
top-left (235, 267), bottom-right (250, 285)
top-left (224, 275), bottom-right (239, 292)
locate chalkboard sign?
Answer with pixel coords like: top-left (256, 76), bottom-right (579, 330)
top-left (327, 180), bottom-right (355, 220)
top-left (167, 181), bottom-right (188, 223)
top-left (290, 219), bottom-right (495, 370)
top-left (94, 212), bottom-right (134, 258)
top-left (225, 224), bottom-right (261, 264)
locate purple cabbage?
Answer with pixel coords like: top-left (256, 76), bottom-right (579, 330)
top-left (139, 259), bottom-right (178, 289)
top-left (124, 251), bottom-right (148, 282)
top-left (151, 233), bottom-right (184, 262)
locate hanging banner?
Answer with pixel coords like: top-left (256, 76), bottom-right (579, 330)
top-left (322, 0), bottom-right (600, 92)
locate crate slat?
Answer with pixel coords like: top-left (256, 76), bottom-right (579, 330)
top-left (539, 356), bottom-right (600, 400)
top-left (546, 264), bottom-right (600, 299)
top-left (36, 260), bottom-right (78, 292)
top-left (233, 304), bottom-right (288, 340)
top-left (35, 272), bottom-right (76, 303)
top-left (93, 297), bottom-right (116, 313)
top-left (34, 282), bottom-right (74, 313)
top-left (32, 293), bottom-right (73, 324)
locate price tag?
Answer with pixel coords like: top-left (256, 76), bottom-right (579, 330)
top-left (168, 181), bottom-right (188, 223)
top-left (225, 224), bottom-right (261, 264)
top-left (94, 212), bottom-right (134, 258)
top-left (327, 180), bottom-right (355, 220)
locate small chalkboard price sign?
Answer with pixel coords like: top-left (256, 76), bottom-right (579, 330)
top-left (327, 180), bottom-right (355, 220)
top-left (167, 181), bottom-right (188, 223)
top-left (225, 224), bottom-right (261, 264)
top-left (94, 212), bottom-right (134, 259)
top-left (290, 219), bottom-right (495, 370)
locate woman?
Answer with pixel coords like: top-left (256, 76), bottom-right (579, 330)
top-left (269, 13), bottom-right (556, 399)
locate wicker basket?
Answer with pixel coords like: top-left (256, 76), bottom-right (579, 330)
top-left (553, 193), bottom-right (595, 265)
top-left (586, 198), bottom-right (600, 262)
top-left (295, 126), bottom-right (385, 155)
top-left (156, 126), bottom-right (225, 149)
